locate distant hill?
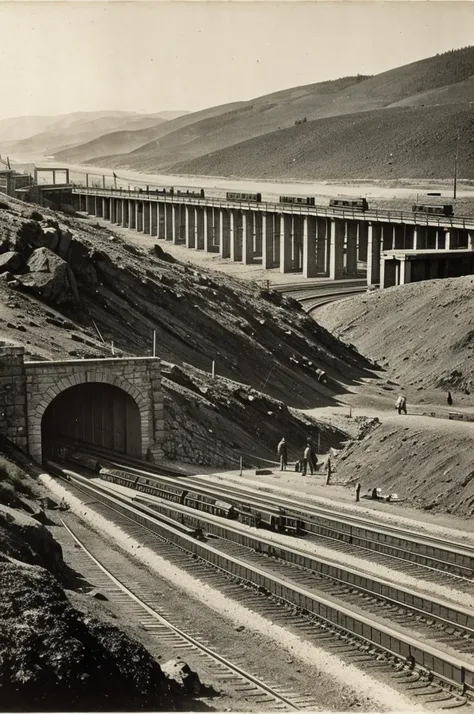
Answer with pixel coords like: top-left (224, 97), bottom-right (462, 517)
top-left (0, 111), bottom-right (165, 157)
top-left (76, 46), bottom-right (474, 179)
top-left (170, 104), bottom-right (474, 180)
top-left (54, 101), bottom-right (246, 164)
top-left (153, 110), bottom-right (190, 121)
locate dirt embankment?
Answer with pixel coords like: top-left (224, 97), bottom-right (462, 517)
top-left (316, 276), bottom-right (474, 397)
top-left (0, 450), bottom-right (191, 711)
top-left (162, 363), bottom-right (348, 467)
top-left (333, 418), bottom-right (474, 516)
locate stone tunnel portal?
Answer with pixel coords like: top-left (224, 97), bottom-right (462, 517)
top-left (41, 382), bottom-right (142, 459)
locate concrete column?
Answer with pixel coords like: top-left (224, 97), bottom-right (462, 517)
top-left (399, 258), bottom-right (411, 285)
top-left (115, 199), bottom-right (121, 225)
top-left (143, 202), bottom-right (150, 234)
top-left (262, 214), bottom-right (272, 269)
top-left (280, 214), bottom-right (292, 273)
top-left (358, 221), bottom-right (368, 262)
top-left (315, 218), bottom-right (327, 275)
top-left (468, 231), bottom-right (474, 251)
top-left (229, 211), bottom-right (236, 260)
top-left (129, 201), bottom-right (136, 229)
top-left (103, 197), bottom-right (110, 220)
top-left (242, 212), bottom-right (253, 264)
top-left (220, 210), bottom-right (231, 258)
top-left (273, 215), bottom-right (281, 268)
top-left (216, 210), bottom-right (223, 254)
top-left (122, 200), bottom-right (129, 228)
top-left (150, 203), bottom-right (158, 237)
top-left (367, 222), bottom-right (381, 286)
top-left (445, 231), bottom-right (451, 251)
top-left (136, 202), bottom-right (143, 232)
top-left (231, 211), bottom-right (243, 262)
top-left (170, 205), bottom-right (177, 244)
top-left (393, 224), bottom-right (404, 250)
top-left (302, 216), bottom-right (317, 278)
top-left (329, 219), bottom-right (344, 279)
top-left (109, 198), bottom-right (115, 223)
top-left (255, 213), bottom-right (262, 256)
top-left (203, 208), bottom-right (210, 251)
top-left (346, 221), bottom-right (358, 275)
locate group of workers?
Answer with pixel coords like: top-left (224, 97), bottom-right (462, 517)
top-left (277, 437), bottom-right (321, 476)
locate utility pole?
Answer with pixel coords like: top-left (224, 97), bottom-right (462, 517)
top-left (454, 132), bottom-right (459, 200)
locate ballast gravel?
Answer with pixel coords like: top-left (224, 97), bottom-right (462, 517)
top-left (40, 473), bottom-right (426, 712)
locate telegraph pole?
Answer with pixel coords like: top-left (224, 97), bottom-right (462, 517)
top-left (454, 132), bottom-right (459, 200)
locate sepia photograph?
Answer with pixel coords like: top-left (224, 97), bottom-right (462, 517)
top-left (1, 0), bottom-right (474, 711)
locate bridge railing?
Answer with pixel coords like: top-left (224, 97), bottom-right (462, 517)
top-left (71, 184), bottom-right (474, 231)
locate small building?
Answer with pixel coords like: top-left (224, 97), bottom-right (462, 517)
top-left (0, 157), bottom-right (33, 197)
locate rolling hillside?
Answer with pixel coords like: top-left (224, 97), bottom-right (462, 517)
top-left (70, 46), bottom-right (474, 178)
top-left (0, 112), bottom-right (166, 157)
top-left (170, 103), bottom-right (474, 180)
top-left (54, 101), bottom-right (246, 164)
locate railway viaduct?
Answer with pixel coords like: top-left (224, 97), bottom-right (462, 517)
top-left (62, 186), bottom-right (474, 289)
top-left (0, 343), bottom-right (164, 464)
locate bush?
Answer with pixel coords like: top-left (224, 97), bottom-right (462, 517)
top-left (0, 456), bottom-right (35, 498)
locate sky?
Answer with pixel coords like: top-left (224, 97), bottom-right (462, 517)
top-left (1, 1), bottom-right (474, 119)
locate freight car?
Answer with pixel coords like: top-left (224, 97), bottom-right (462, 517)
top-left (329, 197), bottom-right (369, 211)
top-left (226, 191), bottom-right (262, 203)
top-left (412, 204), bottom-right (454, 217)
top-left (280, 195), bottom-right (315, 206)
top-left (176, 189), bottom-right (205, 199)
top-left (99, 468), bottom-right (303, 534)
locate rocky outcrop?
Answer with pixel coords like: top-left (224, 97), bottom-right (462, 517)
top-left (20, 247), bottom-right (79, 306)
top-left (0, 251), bottom-right (24, 273)
top-left (0, 504), bottom-right (64, 577)
top-left (0, 563), bottom-right (179, 711)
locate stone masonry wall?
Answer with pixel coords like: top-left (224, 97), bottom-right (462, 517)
top-left (25, 356), bottom-right (164, 463)
top-left (0, 343), bottom-right (27, 452)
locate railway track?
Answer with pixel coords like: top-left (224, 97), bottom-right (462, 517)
top-left (59, 518), bottom-right (309, 711)
top-left (68, 447), bottom-right (474, 583)
top-left (48, 462), bottom-right (474, 705)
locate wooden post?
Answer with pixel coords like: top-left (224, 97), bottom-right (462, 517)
top-left (102, 175), bottom-right (106, 189)
top-left (153, 330), bottom-right (156, 357)
top-left (239, 456), bottom-right (243, 476)
top-left (212, 360), bottom-right (215, 378)
top-left (111, 341), bottom-right (115, 356)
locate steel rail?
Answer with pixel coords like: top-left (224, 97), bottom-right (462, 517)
top-left (49, 466), bottom-right (474, 698)
top-left (59, 467), bottom-right (474, 641)
top-left (60, 519), bottom-right (302, 711)
top-left (72, 186), bottom-right (474, 231)
top-left (125, 491), bottom-right (474, 638)
top-left (87, 453), bottom-right (474, 580)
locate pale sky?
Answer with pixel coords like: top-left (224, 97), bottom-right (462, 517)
top-left (1, 1), bottom-right (473, 119)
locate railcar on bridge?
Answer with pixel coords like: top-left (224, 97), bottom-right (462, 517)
top-left (226, 191), bottom-right (262, 203)
top-left (412, 204), bottom-right (454, 217)
top-left (280, 195), bottom-right (315, 206)
top-left (329, 197), bottom-right (369, 211)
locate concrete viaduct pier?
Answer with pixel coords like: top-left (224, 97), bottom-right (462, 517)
top-left (70, 187), bottom-right (474, 288)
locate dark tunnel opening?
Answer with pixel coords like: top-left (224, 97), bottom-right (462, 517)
top-left (42, 382), bottom-right (142, 459)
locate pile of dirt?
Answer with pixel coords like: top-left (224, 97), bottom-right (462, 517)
top-left (0, 449), bottom-right (195, 711)
top-left (316, 276), bottom-right (474, 396)
top-left (333, 419), bottom-right (474, 517)
top-left (162, 363), bottom-right (348, 467)
top-left (0, 561), bottom-right (179, 711)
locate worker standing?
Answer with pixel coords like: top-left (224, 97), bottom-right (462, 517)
top-left (355, 482), bottom-right (361, 502)
top-left (447, 391), bottom-right (453, 407)
top-left (302, 443), bottom-right (314, 476)
top-left (396, 394), bottom-right (407, 415)
top-left (277, 437), bottom-right (288, 471)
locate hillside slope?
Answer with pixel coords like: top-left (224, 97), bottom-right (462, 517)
top-left (55, 101), bottom-right (246, 164)
top-left (1, 113), bottom-right (165, 157)
top-left (171, 103), bottom-right (474, 180)
top-left (0, 192), bottom-right (369, 465)
top-left (78, 46), bottom-right (474, 176)
top-left (316, 276), bottom-right (474, 394)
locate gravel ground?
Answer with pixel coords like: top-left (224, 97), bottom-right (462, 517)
top-left (40, 471), bottom-right (432, 712)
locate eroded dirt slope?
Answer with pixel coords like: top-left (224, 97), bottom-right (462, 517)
top-left (316, 277), bottom-right (474, 396)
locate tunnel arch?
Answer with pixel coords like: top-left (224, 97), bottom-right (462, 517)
top-left (41, 382), bottom-right (143, 460)
top-left (34, 372), bottom-right (150, 463)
